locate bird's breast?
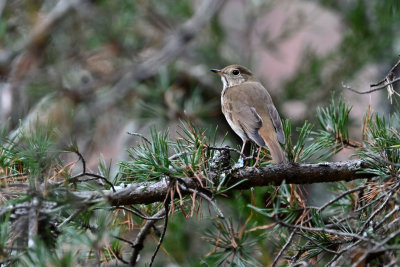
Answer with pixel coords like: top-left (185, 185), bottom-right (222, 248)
top-left (221, 88), bottom-right (247, 141)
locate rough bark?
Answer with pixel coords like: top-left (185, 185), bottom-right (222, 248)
top-left (74, 160), bottom-right (375, 206)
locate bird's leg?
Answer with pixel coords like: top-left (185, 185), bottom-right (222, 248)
top-left (234, 140), bottom-right (247, 168)
top-left (253, 147), bottom-right (262, 167)
top-left (240, 140), bottom-right (247, 157)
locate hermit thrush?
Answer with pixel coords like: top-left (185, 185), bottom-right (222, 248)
top-left (211, 65), bottom-right (286, 165)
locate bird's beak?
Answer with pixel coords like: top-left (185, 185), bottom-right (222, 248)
top-left (210, 69), bottom-right (222, 75)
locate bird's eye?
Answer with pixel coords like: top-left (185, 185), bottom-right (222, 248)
top-left (232, 69), bottom-right (240, 75)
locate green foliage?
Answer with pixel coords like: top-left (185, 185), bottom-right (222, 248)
top-left (0, 0), bottom-right (400, 265)
top-left (281, 96), bottom-right (353, 163)
top-left (1, 97), bottom-right (400, 266)
top-left (358, 113), bottom-right (400, 178)
top-left (249, 182), bottom-right (304, 224)
top-left (283, 119), bottom-right (314, 162)
top-left (0, 124), bottom-right (18, 176)
top-left (119, 129), bottom-right (174, 182)
top-left (317, 96), bottom-right (351, 142)
top-left (202, 218), bottom-right (264, 266)
top-left (17, 209), bottom-right (121, 266)
top-left (118, 122), bottom-right (223, 188)
top-left (19, 238), bottom-right (75, 267)
top-left (313, 96), bottom-right (352, 160)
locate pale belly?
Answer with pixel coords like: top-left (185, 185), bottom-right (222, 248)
top-left (221, 93), bottom-right (247, 142)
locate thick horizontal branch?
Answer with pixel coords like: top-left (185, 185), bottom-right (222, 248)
top-left (74, 160), bottom-right (375, 206)
top-left (230, 160), bottom-right (373, 188)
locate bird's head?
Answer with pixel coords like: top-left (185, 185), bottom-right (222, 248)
top-left (211, 64), bottom-right (255, 89)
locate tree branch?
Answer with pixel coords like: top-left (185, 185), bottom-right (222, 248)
top-left (342, 77), bottom-right (400, 94)
top-left (73, 160), bottom-right (375, 206)
top-left (130, 208), bottom-right (167, 266)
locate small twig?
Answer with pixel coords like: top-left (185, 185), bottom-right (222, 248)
top-left (369, 77), bottom-right (400, 90)
top-left (383, 258), bottom-right (400, 267)
top-left (370, 76), bottom-right (388, 87)
top-left (110, 235), bottom-right (133, 264)
top-left (74, 150), bottom-right (86, 174)
top-left (113, 251), bottom-right (129, 265)
top-left (178, 183), bottom-right (224, 219)
top-left (352, 228), bottom-right (400, 267)
top-left (296, 232), bottom-right (339, 255)
top-left (355, 190), bottom-right (387, 212)
top-left (290, 185), bottom-right (366, 228)
top-left (318, 185), bottom-right (367, 213)
top-left (342, 139), bottom-right (362, 149)
top-left (113, 235), bottom-right (134, 246)
top-left (70, 150), bottom-right (115, 191)
top-left (168, 151), bottom-right (191, 161)
top-left (57, 208), bottom-right (84, 229)
top-left (149, 202), bottom-right (169, 267)
top-left (342, 82), bottom-right (383, 94)
top-left (342, 77), bottom-right (400, 94)
top-left (0, 203), bottom-right (32, 217)
top-left (325, 216), bottom-right (359, 229)
top-left (289, 260), bottom-right (310, 267)
top-left (373, 205), bottom-right (399, 231)
top-left (290, 241), bottom-right (310, 265)
top-left (386, 216), bottom-right (400, 231)
top-left (373, 229), bottom-right (400, 249)
top-left (70, 172), bottom-right (116, 192)
top-left (272, 229), bottom-right (297, 267)
top-left (130, 208), bottom-right (167, 266)
top-left (0, 173), bottom-right (27, 180)
top-left (380, 158), bottom-right (400, 168)
top-left (324, 253), bottom-right (341, 267)
top-left (127, 132), bottom-right (151, 145)
top-left (357, 186), bottom-right (398, 234)
top-left (276, 216), bottom-right (380, 246)
top-left (175, 182), bottom-right (184, 206)
top-left (113, 206), bottom-right (166, 220)
top-left (0, 182), bottom-right (29, 188)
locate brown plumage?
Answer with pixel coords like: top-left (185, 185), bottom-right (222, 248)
top-left (211, 64), bottom-right (286, 165)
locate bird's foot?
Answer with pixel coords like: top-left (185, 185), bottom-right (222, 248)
top-left (233, 156), bottom-right (245, 168)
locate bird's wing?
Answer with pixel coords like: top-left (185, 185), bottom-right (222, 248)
top-left (266, 102), bottom-right (285, 144)
top-left (224, 89), bottom-right (265, 147)
top-left (247, 82), bottom-right (285, 144)
top-left (226, 82), bottom-right (285, 145)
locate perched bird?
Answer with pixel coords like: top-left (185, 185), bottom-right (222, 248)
top-left (211, 65), bottom-right (286, 165)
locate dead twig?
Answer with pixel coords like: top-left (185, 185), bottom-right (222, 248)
top-left (275, 215), bottom-right (380, 246)
top-left (342, 77), bottom-right (400, 95)
top-left (149, 202), bottom-right (169, 267)
top-left (272, 229), bottom-right (297, 267)
top-left (130, 208), bottom-right (167, 266)
top-left (68, 150), bottom-right (116, 192)
top-left (113, 206), bottom-right (166, 220)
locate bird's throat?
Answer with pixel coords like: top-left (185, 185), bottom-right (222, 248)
top-left (221, 76), bottom-right (228, 90)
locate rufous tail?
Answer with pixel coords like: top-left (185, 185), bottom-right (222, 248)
top-left (258, 125), bottom-right (286, 164)
top-left (266, 138), bottom-right (286, 164)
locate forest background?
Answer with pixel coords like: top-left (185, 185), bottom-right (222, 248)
top-left (1, 0), bottom-right (400, 266)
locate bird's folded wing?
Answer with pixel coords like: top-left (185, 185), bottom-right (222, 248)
top-left (267, 103), bottom-right (285, 144)
top-left (242, 81), bottom-right (285, 145)
top-left (226, 101), bottom-right (265, 147)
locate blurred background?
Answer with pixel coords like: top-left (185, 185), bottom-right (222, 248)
top-left (0, 0), bottom-right (399, 265)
